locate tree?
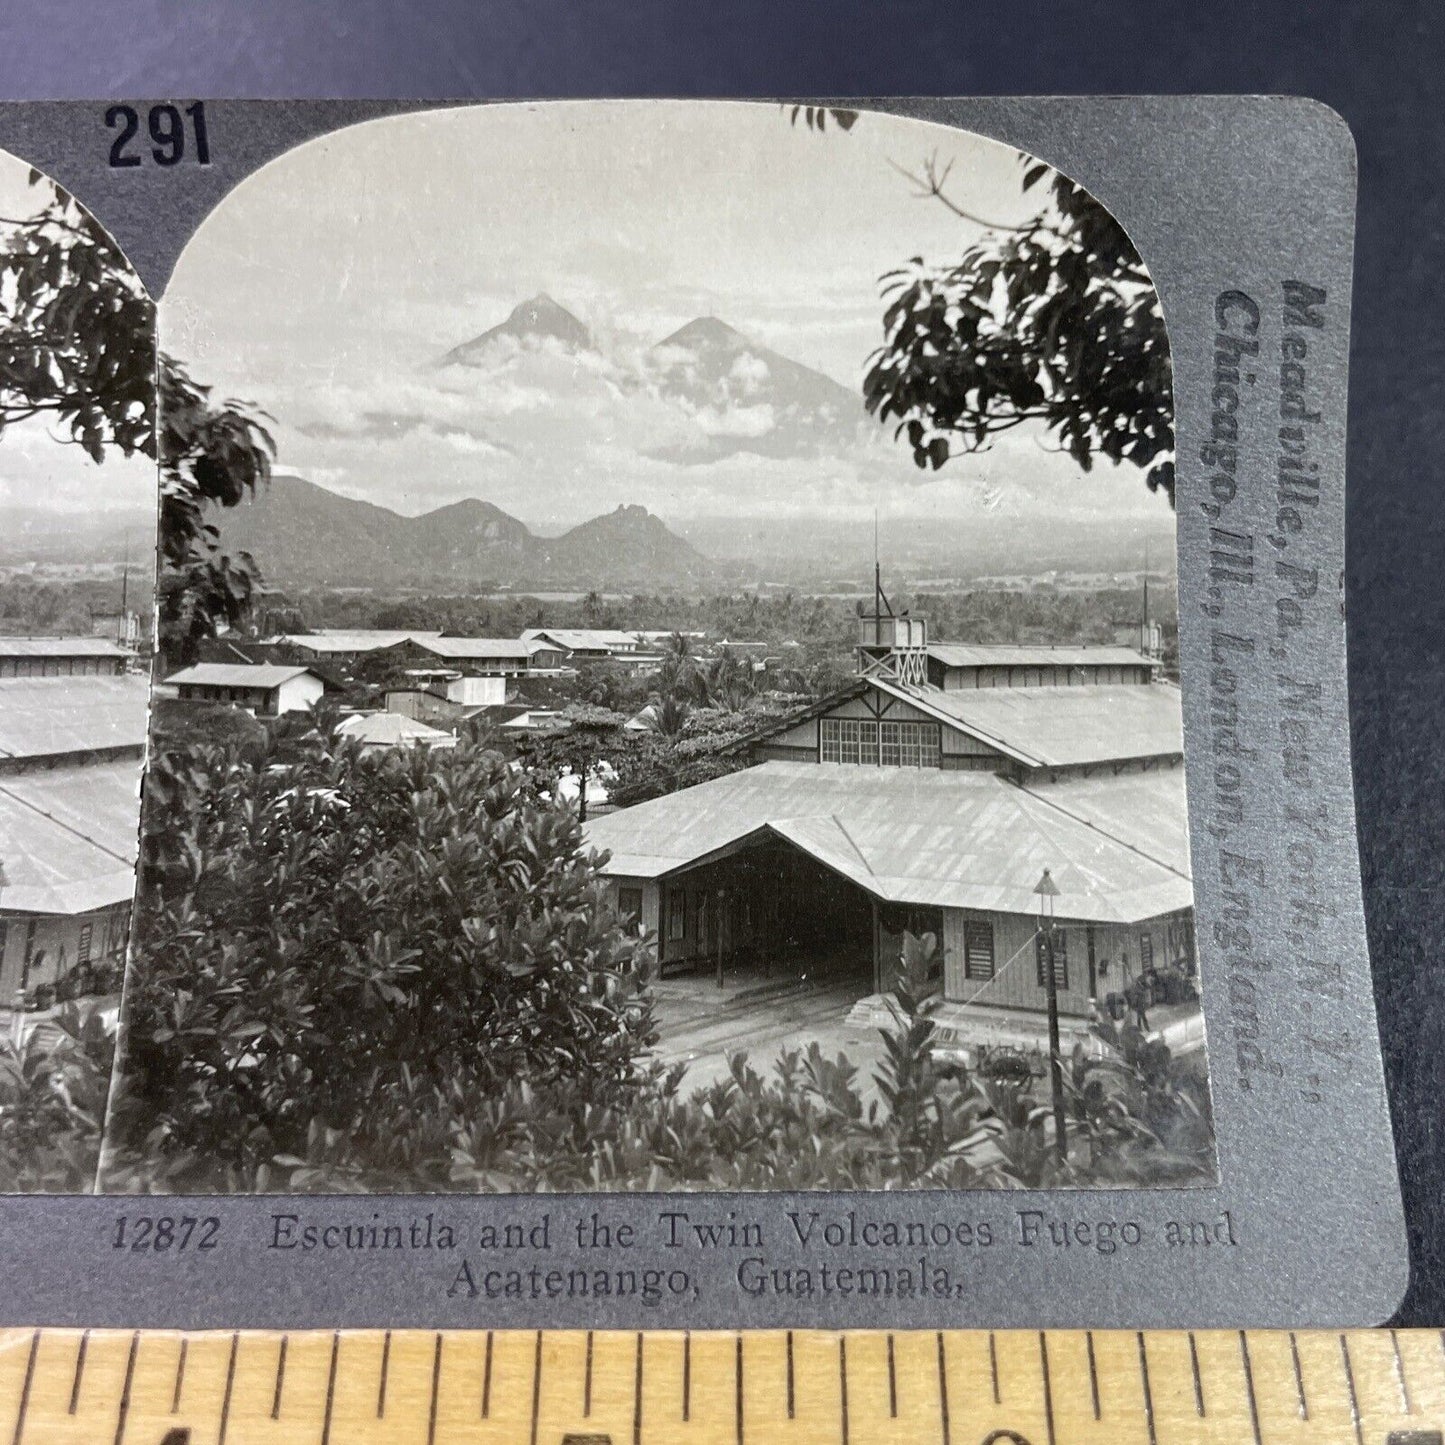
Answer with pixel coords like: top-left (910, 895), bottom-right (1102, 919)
top-left (863, 157), bottom-right (1174, 503)
top-left (515, 702), bottom-right (626, 822)
top-left (105, 729), bottom-right (654, 1190)
top-left (0, 178), bottom-right (274, 664)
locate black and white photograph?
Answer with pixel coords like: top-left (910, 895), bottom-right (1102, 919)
top-left (12, 99), bottom-right (1207, 1197)
top-left (0, 154), bottom-right (154, 1192)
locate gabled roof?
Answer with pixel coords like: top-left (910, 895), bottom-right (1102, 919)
top-left (0, 675), bottom-right (150, 760)
top-left (0, 636), bottom-right (130, 659)
top-left (927, 643), bottom-right (1155, 670)
top-left (1017, 770), bottom-right (1191, 874)
top-left (278, 630), bottom-right (443, 654)
top-left (745, 674), bottom-right (1184, 771)
top-left (868, 678), bottom-right (1184, 769)
top-left (0, 760), bottom-right (140, 914)
top-left (521, 628), bottom-right (641, 652)
top-left (584, 761), bottom-right (1191, 925)
top-left (335, 712), bottom-right (456, 746)
top-left (412, 637), bottom-right (535, 660)
top-left (167, 663), bottom-right (320, 690)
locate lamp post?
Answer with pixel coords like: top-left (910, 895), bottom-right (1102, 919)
top-left (1034, 867), bottom-right (1068, 1165)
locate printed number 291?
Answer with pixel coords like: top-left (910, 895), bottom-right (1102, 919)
top-left (106, 102), bottom-right (210, 168)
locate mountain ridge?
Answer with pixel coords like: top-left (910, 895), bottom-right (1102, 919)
top-left (212, 474), bottom-right (710, 590)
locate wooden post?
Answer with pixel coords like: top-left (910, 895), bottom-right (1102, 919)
top-left (716, 887), bottom-right (725, 989)
top-left (1042, 923), bottom-right (1068, 1165)
top-left (871, 897), bottom-right (882, 994)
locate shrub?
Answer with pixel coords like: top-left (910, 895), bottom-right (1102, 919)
top-left (103, 726), bottom-right (654, 1191)
top-left (0, 1004), bottom-right (115, 1192)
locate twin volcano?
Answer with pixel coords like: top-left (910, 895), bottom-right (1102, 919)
top-left (438, 294), bottom-right (867, 461)
top-left (213, 475), bottom-right (710, 591)
top-left (440, 293), bottom-right (595, 366)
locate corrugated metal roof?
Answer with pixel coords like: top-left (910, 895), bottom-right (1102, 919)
top-left (522, 628), bottom-right (641, 651)
top-left (279, 630), bottom-right (443, 653)
top-left (413, 637), bottom-right (535, 660)
top-left (0, 635), bottom-right (129, 658)
top-left (167, 663), bottom-right (318, 689)
top-left (0, 675), bottom-right (150, 760)
top-left (875, 679), bottom-right (1184, 768)
top-left (584, 761), bottom-right (1191, 924)
top-left (1018, 771), bottom-right (1191, 875)
top-left (0, 760), bottom-right (140, 914)
top-left (335, 712), bottom-right (456, 745)
top-left (927, 643), bottom-right (1155, 670)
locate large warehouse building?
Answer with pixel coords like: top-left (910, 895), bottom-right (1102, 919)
top-left (584, 608), bottom-right (1193, 1025)
top-left (0, 670), bottom-right (148, 1004)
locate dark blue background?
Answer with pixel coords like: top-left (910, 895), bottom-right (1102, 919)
top-left (0, 0), bottom-right (1439, 1324)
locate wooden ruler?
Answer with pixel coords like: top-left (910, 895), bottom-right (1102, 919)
top-left (1, 1328), bottom-right (1442, 1445)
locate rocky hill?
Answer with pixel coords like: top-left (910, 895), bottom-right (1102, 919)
top-left (212, 474), bottom-right (709, 591)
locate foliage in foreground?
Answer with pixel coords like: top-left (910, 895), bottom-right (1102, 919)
top-left (0, 174), bottom-right (274, 666)
top-left (107, 738), bottom-right (1214, 1201)
top-left (104, 727), bottom-right (654, 1192)
top-left (0, 1005), bottom-right (115, 1193)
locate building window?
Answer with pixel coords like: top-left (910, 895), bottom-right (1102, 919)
top-left (880, 720), bottom-right (941, 767)
top-left (1139, 932), bottom-right (1154, 970)
top-left (668, 890), bottom-right (686, 942)
top-left (1036, 927), bottom-right (1068, 991)
top-left (77, 922), bottom-right (93, 965)
top-left (963, 919), bottom-right (995, 980)
top-left (618, 887), bottom-right (643, 924)
top-left (820, 716), bottom-right (879, 764)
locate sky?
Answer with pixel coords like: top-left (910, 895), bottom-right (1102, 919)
top-left (143, 102), bottom-right (1181, 538)
top-left (0, 154), bottom-right (156, 521)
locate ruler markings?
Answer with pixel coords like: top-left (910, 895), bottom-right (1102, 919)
top-left (633, 1331), bottom-right (643, 1445)
top-left (5, 1327), bottom-right (1445, 1443)
top-left (529, 1329), bottom-right (543, 1445)
top-left (682, 1328), bottom-right (691, 1422)
top-left (1339, 1333), bottom-right (1365, 1445)
top-left (786, 1329), bottom-right (795, 1418)
top-left (214, 1332), bottom-right (239, 1445)
top-left (989, 1330), bottom-right (1001, 1405)
top-left (1134, 1332), bottom-right (1156, 1445)
top-left (67, 1327), bottom-right (89, 1414)
top-left (270, 1333), bottom-right (287, 1420)
top-left (1290, 1330), bottom-right (1309, 1420)
top-left (1086, 1330), bottom-right (1102, 1420)
top-left (584, 1329), bottom-right (594, 1416)
top-left (1238, 1330), bottom-right (1264, 1445)
top-left (482, 1329), bottom-right (494, 1417)
top-left (1187, 1329), bottom-right (1205, 1416)
top-left (935, 1332), bottom-right (951, 1445)
top-left (111, 1331), bottom-right (139, 1445)
top-left (1393, 1327), bottom-right (1414, 1413)
top-left (735, 1333), bottom-right (744, 1445)
top-left (170, 1336), bottom-right (186, 1416)
top-left (377, 1329), bottom-right (391, 1418)
top-left (318, 1331), bottom-right (338, 1445)
top-left (1038, 1333), bottom-right (1057, 1445)
top-left (419, 1332), bottom-right (438, 1445)
top-left (7, 1331), bottom-right (37, 1445)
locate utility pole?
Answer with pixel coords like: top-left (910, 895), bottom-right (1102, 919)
top-left (1034, 868), bottom-right (1068, 1165)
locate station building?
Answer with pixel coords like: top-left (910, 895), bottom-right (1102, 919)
top-left (584, 605), bottom-right (1193, 1025)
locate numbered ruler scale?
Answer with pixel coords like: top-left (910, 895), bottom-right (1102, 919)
top-left (2, 1329), bottom-right (1443, 1445)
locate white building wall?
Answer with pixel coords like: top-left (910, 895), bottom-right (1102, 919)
top-left (274, 673), bottom-right (325, 715)
top-left (446, 675), bottom-right (506, 706)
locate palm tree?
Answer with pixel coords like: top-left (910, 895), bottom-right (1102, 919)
top-left (652, 694), bottom-right (691, 738)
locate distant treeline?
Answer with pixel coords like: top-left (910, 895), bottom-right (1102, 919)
top-left (257, 584), bottom-right (1178, 655)
top-left (0, 574), bottom-right (136, 636)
